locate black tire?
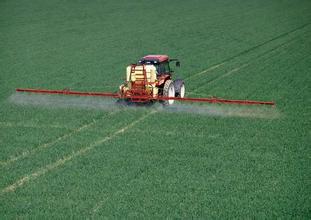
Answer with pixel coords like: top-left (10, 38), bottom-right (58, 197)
top-left (174, 79), bottom-right (185, 98)
top-left (162, 80), bottom-right (175, 106)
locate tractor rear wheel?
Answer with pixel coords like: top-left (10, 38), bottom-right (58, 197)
top-left (162, 80), bottom-right (175, 106)
top-left (174, 79), bottom-right (185, 98)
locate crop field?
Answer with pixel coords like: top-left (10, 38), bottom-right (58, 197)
top-left (1, 0), bottom-right (311, 218)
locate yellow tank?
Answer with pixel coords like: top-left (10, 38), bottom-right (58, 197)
top-left (121, 64), bottom-right (158, 96)
top-left (126, 65), bottom-right (156, 83)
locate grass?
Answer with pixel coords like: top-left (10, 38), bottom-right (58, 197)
top-left (0, 0), bottom-right (311, 218)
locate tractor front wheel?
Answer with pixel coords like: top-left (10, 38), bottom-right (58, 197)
top-left (162, 80), bottom-right (175, 106)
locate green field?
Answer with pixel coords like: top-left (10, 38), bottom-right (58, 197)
top-left (1, 0), bottom-right (311, 218)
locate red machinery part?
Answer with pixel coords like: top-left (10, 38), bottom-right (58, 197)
top-left (15, 88), bottom-right (120, 98)
top-left (15, 88), bottom-right (275, 106)
top-left (154, 96), bottom-right (275, 105)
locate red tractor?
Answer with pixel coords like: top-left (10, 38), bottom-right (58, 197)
top-left (16, 55), bottom-right (275, 107)
top-left (119, 55), bottom-right (185, 105)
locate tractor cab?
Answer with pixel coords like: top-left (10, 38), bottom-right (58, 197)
top-left (138, 55), bottom-right (180, 76)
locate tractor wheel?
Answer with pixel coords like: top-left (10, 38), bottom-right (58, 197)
top-left (162, 80), bottom-right (175, 106)
top-left (174, 79), bottom-right (185, 98)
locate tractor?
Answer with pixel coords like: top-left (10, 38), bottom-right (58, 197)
top-left (119, 55), bottom-right (185, 105)
top-left (16, 55), bottom-right (275, 107)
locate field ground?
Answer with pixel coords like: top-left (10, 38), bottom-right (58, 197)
top-left (0, 0), bottom-right (310, 218)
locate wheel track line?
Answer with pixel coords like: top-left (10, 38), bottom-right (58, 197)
top-left (0, 111), bottom-right (155, 196)
top-left (185, 63), bottom-right (226, 80)
top-left (244, 49), bottom-right (311, 100)
top-left (92, 199), bottom-right (108, 214)
top-left (0, 112), bottom-right (116, 168)
top-left (188, 32), bottom-right (302, 95)
top-left (187, 63), bottom-right (250, 95)
top-left (185, 22), bottom-right (310, 80)
top-left (0, 122), bottom-right (71, 129)
top-left (90, 142), bottom-right (160, 215)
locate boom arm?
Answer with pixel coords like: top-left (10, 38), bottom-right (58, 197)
top-left (15, 88), bottom-right (275, 106)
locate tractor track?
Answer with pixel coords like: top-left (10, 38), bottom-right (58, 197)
top-left (187, 27), bottom-right (310, 95)
top-left (0, 111), bottom-right (117, 168)
top-left (89, 134), bottom-right (158, 215)
top-left (0, 111), bottom-right (156, 197)
top-left (0, 121), bottom-right (72, 129)
top-left (186, 22), bottom-right (311, 81)
top-left (243, 48), bottom-right (311, 102)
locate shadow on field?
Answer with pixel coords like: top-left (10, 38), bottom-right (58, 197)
top-left (9, 93), bottom-right (279, 119)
